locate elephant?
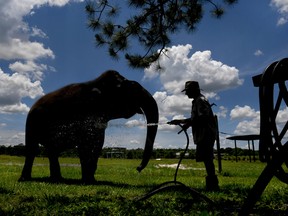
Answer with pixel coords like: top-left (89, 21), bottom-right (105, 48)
top-left (19, 70), bottom-right (158, 183)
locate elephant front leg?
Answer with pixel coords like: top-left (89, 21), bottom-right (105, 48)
top-left (79, 146), bottom-right (103, 184)
top-left (79, 154), bottom-right (98, 184)
top-left (78, 131), bottom-right (105, 184)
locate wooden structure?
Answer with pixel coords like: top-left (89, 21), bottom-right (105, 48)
top-left (240, 58), bottom-right (288, 215)
top-left (227, 134), bottom-right (260, 162)
top-left (106, 147), bottom-right (126, 158)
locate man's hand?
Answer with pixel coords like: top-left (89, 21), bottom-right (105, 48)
top-left (167, 119), bottom-right (184, 125)
top-left (182, 122), bottom-right (191, 130)
top-left (168, 119), bottom-right (192, 134)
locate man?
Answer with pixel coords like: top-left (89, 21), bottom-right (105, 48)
top-left (168, 81), bottom-right (219, 191)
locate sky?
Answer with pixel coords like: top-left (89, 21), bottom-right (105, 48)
top-left (1, 0), bottom-right (288, 150)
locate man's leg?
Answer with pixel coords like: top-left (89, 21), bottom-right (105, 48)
top-left (204, 159), bottom-right (216, 176)
top-left (204, 159), bottom-right (219, 191)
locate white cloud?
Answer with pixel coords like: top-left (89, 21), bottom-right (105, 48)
top-left (0, 104), bottom-right (30, 114)
top-left (0, 0), bottom-right (82, 114)
top-left (0, 39), bottom-right (54, 61)
top-left (125, 119), bottom-right (145, 128)
top-left (0, 68), bottom-right (43, 114)
top-left (277, 17), bottom-right (288, 25)
top-left (145, 44), bottom-right (243, 95)
top-left (216, 106), bottom-right (228, 119)
top-left (145, 44), bottom-right (243, 132)
top-left (271, 0), bottom-right (288, 14)
top-left (31, 27), bottom-right (48, 38)
top-left (231, 105), bottom-right (288, 136)
top-left (254, 49), bottom-right (263, 56)
top-left (234, 118), bottom-right (260, 135)
top-left (270, 0), bottom-right (288, 26)
top-left (130, 139), bottom-right (140, 145)
top-left (0, 123), bottom-right (7, 127)
top-left (229, 105), bottom-right (260, 135)
top-left (276, 107), bottom-right (288, 123)
top-left (153, 91), bottom-right (191, 117)
top-left (9, 60), bottom-right (48, 81)
top-left (230, 105), bottom-right (259, 120)
top-left (0, 130), bottom-right (25, 146)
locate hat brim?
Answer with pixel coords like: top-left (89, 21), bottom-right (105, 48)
top-left (181, 88), bottom-right (187, 92)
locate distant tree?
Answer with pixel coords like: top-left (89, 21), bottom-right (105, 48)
top-left (86, 0), bottom-right (237, 68)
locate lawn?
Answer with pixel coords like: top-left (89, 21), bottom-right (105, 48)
top-left (0, 155), bottom-right (287, 215)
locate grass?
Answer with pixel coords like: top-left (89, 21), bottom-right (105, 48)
top-left (0, 155), bottom-right (287, 215)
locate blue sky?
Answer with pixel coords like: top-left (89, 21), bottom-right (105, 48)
top-left (1, 0), bottom-right (288, 150)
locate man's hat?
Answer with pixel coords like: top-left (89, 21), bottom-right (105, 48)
top-left (181, 81), bottom-right (200, 92)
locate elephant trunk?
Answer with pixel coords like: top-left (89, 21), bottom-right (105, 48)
top-left (136, 92), bottom-right (159, 172)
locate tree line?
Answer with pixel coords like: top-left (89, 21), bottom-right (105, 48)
top-left (0, 144), bottom-right (258, 160)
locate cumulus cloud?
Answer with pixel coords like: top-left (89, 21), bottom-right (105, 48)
top-left (276, 107), bottom-right (288, 123)
top-left (0, 0), bottom-right (82, 114)
top-left (145, 44), bottom-right (243, 95)
top-left (0, 68), bottom-right (43, 113)
top-left (270, 0), bottom-right (288, 25)
top-left (0, 1), bottom-right (56, 61)
top-left (230, 105), bottom-right (259, 120)
top-left (234, 118), bottom-right (260, 135)
top-left (216, 106), bottom-right (228, 119)
top-left (277, 17), bottom-right (288, 25)
top-left (153, 91), bottom-right (191, 117)
top-left (0, 39), bottom-right (54, 61)
top-left (144, 44), bottom-right (243, 131)
top-left (125, 119), bottom-right (145, 128)
top-left (254, 49), bottom-right (263, 56)
top-left (229, 105), bottom-right (260, 135)
top-left (0, 130), bottom-right (26, 146)
top-left (9, 60), bottom-right (52, 81)
top-left (230, 105), bottom-right (288, 136)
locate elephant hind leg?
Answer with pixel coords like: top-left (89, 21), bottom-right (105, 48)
top-left (19, 155), bottom-right (35, 181)
top-left (48, 151), bottom-right (62, 182)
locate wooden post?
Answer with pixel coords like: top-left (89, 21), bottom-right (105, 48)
top-left (234, 140), bottom-right (238, 162)
top-left (248, 140), bottom-right (251, 162)
top-left (214, 115), bottom-right (222, 173)
top-left (252, 140), bottom-right (256, 162)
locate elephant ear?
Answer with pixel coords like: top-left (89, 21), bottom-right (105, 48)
top-left (91, 87), bottom-right (102, 94)
top-left (84, 70), bottom-right (129, 111)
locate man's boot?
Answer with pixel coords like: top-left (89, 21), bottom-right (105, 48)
top-left (206, 175), bottom-right (219, 191)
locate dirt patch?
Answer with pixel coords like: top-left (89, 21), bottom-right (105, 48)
top-left (155, 163), bottom-right (205, 170)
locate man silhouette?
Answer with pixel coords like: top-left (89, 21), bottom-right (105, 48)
top-left (168, 81), bottom-right (219, 191)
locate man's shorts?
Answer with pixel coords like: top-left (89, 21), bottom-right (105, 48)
top-left (195, 137), bottom-right (215, 162)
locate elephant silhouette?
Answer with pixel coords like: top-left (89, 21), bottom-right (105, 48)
top-left (19, 70), bottom-right (158, 183)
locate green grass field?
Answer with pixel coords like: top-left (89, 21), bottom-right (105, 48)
top-left (0, 155), bottom-right (287, 215)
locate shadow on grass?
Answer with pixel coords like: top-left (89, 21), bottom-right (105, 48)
top-left (25, 176), bottom-right (157, 189)
top-left (0, 186), bottom-right (14, 194)
top-left (24, 177), bottom-right (215, 205)
top-left (15, 178), bottom-right (288, 215)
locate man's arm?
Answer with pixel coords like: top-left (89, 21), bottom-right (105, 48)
top-left (167, 118), bottom-right (192, 130)
top-left (167, 118), bottom-right (187, 125)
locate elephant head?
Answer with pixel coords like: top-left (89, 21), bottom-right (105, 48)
top-left (19, 70), bottom-right (158, 183)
